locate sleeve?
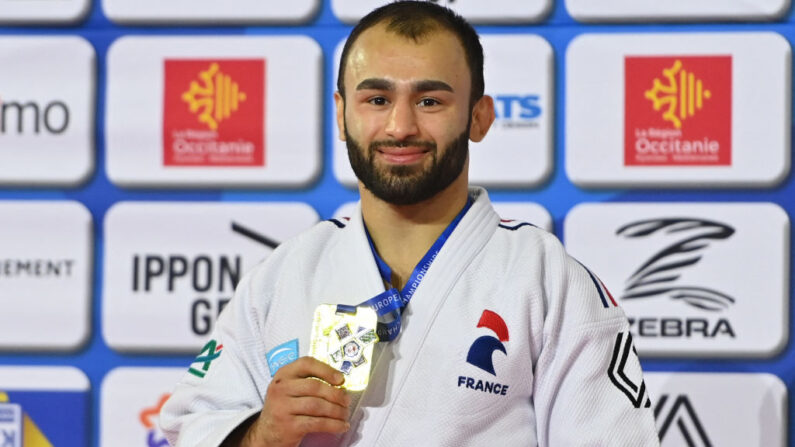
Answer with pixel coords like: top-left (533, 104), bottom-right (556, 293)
top-left (159, 268), bottom-right (273, 447)
top-left (532, 247), bottom-right (660, 446)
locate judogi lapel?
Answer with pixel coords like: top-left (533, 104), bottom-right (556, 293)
top-left (342, 187), bottom-right (499, 445)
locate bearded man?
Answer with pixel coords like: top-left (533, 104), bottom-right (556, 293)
top-left (161, 2), bottom-right (660, 446)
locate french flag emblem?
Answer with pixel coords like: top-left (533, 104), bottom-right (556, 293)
top-left (466, 310), bottom-right (509, 376)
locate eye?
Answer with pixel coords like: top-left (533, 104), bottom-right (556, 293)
top-left (418, 97), bottom-right (440, 107)
top-left (368, 96), bottom-right (388, 106)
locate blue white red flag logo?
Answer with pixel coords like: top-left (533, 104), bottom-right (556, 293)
top-left (466, 310), bottom-right (509, 376)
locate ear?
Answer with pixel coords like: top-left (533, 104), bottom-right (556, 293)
top-left (469, 95), bottom-right (495, 143)
top-left (334, 91), bottom-right (346, 141)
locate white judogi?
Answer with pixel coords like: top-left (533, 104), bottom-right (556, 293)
top-left (160, 187), bottom-right (660, 446)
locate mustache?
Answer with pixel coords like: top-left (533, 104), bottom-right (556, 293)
top-left (369, 139), bottom-right (436, 151)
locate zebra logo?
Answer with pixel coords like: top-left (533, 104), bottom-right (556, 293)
top-left (617, 218), bottom-right (735, 312)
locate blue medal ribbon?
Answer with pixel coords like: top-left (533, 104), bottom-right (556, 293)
top-left (356, 198), bottom-right (472, 342)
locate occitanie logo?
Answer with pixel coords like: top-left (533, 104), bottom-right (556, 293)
top-left (181, 63), bottom-right (247, 131)
top-left (624, 55), bottom-right (731, 166)
top-left (163, 59), bottom-right (265, 167)
top-left (644, 59), bottom-right (711, 130)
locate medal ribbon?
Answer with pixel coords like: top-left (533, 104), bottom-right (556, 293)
top-left (355, 198), bottom-right (472, 342)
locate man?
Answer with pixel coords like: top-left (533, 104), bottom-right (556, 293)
top-left (161, 2), bottom-right (660, 446)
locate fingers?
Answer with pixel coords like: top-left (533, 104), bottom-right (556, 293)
top-left (253, 356), bottom-right (352, 444)
top-left (289, 396), bottom-right (349, 421)
top-left (293, 415), bottom-right (350, 435)
top-left (286, 376), bottom-right (351, 408)
top-left (284, 356), bottom-right (345, 386)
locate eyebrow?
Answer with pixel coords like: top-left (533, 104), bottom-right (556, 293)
top-left (355, 78), bottom-right (454, 93)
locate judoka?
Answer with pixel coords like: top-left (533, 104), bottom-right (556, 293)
top-left (161, 2), bottom-right (661, 446)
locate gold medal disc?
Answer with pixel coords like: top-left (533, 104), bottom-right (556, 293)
top-left (309, 304), bottom-right (379, 391)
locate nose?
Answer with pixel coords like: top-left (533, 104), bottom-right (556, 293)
top-left (384, 97), bottom-right (419, 141)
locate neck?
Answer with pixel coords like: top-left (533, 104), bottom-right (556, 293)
top-left (360, 172), bottom-right (469, 289)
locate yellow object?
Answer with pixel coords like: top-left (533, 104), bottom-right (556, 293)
top-left (0, 390), bottom-right (53, 446)
top-left (182, 62), bottom-right (247, 131)
top-left (309, 304), bottom-right (379, 391)
top-left (644, 59), bottom-right (711, 129)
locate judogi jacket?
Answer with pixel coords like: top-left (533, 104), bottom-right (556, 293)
top-left (160, 187), bottom-right (660, 446)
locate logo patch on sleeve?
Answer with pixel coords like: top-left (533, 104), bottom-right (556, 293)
top-left (266, 339), bottom-right (299, 377)
top-left (188, 339), bottom-right (223, 379)
top-left (608, 332), bottom-right (652, 408)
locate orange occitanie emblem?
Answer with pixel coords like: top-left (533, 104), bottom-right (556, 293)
top-left (181, 63), bottom-right (247, 131)
top-left (140, 393), bottom-right (171, 429)
top-left (644, 60), bottom-right (711, 129)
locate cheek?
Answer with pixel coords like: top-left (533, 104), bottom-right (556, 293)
top-left (428, 115), bottom-right (468, 144)
top-left (342, 108), bottom-right (361, 138)
top-left (346, 108), bottom-right (384, 140)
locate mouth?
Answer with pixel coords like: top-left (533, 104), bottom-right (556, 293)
top-left (375, 146), bottom-right (431, 165)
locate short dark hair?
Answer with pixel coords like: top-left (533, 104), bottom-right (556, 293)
top-left (337, 1), bottom-right (484, 106)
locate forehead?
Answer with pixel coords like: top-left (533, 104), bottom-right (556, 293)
top-left (343, 24), bottom-right (470, 90)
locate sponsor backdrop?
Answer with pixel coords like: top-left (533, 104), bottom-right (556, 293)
top-left (0, 0), bottom-right (793, 445)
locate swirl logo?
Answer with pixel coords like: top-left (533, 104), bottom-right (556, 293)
top-left (617, 218), bottom-right (735, 312)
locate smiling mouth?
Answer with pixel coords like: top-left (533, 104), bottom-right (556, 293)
top-left (376, 147), bottom-right (430, 165)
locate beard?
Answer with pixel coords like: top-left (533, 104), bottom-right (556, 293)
top-left (345, 127), bottom-right (469, 206)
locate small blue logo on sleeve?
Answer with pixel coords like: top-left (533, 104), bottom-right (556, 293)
top-left (266, 339), bottom-right (299, 376)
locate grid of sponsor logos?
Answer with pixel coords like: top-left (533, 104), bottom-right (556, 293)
top-left (0, 0), bottom-right (792, 445)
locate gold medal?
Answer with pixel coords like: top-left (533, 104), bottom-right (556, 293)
top-left (309, 304), bottom-right (379, 391)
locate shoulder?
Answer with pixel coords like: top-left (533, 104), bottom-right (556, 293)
top-left (488, 218), bottom-right (624, 324)
top-left (489, 217), bottom-right (567, 264)
top-left (243, 218), bottom-right (350, 287)
top-left (260, 217), bottom-right (350, 263)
